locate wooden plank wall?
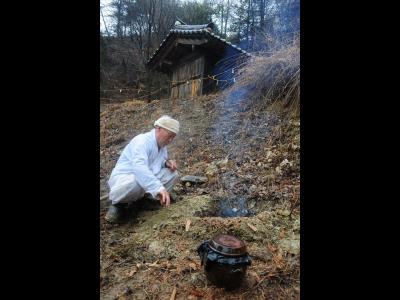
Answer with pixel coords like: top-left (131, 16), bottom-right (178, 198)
top-left (171, 56), bottom-right (204, 99)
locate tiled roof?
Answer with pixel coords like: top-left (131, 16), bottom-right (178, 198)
top-left (147, 25), bottom-right (250, 66)
top-left (173, 24), bottom-right (212, 30)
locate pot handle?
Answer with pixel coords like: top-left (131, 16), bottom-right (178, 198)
top-left (230, 268), bottom-right (244, 274)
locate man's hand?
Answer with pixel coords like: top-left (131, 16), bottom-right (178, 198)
top-left (165, 159), bottom-right (178, 171)
top-left (157, 188), bottom-right (171, 207)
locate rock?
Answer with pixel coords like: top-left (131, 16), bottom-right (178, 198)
top-left (148, 240), bottom-right (164, 256)
top-left (180, 175), bottom-right (208, 184)
top-left (280, 234), bottom-right (300, 255)
top-left (249, 185), bottom-right (257, 193)
top-left (108, 238), bottom-right (117, 246)
top-left (278, 209), bottom-right (291, 216)
top-left (185, 182), bottom-right (192, 187)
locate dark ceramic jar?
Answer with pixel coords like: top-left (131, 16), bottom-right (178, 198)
top-left (197, 234), bottom-right (252, 290)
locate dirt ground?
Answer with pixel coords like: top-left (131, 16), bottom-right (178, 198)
top-left (100, 87), bottom-right (300, 299)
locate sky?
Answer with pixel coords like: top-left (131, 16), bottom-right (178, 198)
top-left (100, 0), bottom-right (113, 34)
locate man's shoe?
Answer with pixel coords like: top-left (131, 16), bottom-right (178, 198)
top-left (105, 203), bottom-right (126, 223)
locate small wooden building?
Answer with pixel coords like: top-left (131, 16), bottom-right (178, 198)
top-left (146, 22), bottom-right (250, 99)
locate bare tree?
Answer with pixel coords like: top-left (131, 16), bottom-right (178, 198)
top-left (100, 5), bottom-right (111, 37)
top-left (110, 0), bottom-right (125, 38)
top-left (100, 0), bottom-right (299, 97)
top-left (224, 0), bottom-right (230, 37)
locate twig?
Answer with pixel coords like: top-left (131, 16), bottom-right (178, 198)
top-left (289, 186), bottom-right (299, 218)
top-left (104, 257), bottom-right (133, 271)
top-left (169, 286), bottom-right (177, 300)
top-left (143, 288), bottom-right (150, 298)
top-left (240, 276), bottom-right (267, 296)
top-left (247, 222), bottom-right (258, 232)
top-left (251, 254), bottom-right (267, 263)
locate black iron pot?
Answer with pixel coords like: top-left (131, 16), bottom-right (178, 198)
top-left (197, 234), bottom-right (252, 290)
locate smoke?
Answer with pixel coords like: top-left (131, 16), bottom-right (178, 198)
top-left (233, 0), bottom-right (300, 52)
top-left (209, 40), bottom-right (300, 157)
top-left (208, 35), bottom-right (299, 216)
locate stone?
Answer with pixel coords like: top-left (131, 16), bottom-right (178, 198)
top-left (249, 185), bottom-right (257, 193)
top-left (279, 234), bottom-right (300, 255)
top-left (180, 175), bottom-right (208, 183)
top-left (148, 240), bottom-right (164, 256)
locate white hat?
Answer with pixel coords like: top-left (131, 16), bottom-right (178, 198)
top-left (154, 115), bottom-right (180, 134)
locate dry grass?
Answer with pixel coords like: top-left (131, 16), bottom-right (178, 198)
top-left (254, 42), bottom-right (298, 103)
top-left (226, 37), bottom-right (300, 117)
top-left (99, 37), bottom-right (301, 299)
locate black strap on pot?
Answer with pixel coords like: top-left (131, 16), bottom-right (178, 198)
top-left (197, 240), bottom-right (252, 266)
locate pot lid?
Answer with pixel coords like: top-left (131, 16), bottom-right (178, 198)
top-left (209, 234), bottom-right (247, 256)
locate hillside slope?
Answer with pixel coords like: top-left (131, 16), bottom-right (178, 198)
top-left (100, 86), bottom-right (300, 299)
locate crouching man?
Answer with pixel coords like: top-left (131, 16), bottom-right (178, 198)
top-left (105, 115), bottom-right (180, 223)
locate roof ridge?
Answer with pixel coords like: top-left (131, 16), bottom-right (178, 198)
top-left (147, 29), bottom-right (250, 65)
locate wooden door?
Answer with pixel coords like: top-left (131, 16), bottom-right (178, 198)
top-left (171, 56), bottom-right (204, 99)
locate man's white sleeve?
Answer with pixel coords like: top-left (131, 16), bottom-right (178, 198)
top-left (126, 141), bottom-right (164, 198)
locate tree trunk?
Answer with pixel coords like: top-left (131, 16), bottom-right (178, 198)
top-left (260, 0), bottom-right (265, 29)
top-left (224, 0), bottom-right (230, 38)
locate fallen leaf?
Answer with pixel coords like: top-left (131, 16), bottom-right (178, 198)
top-left (188, 262), bottom-right (198, 270)
top-left (126, 267), bottom-right (137, 277)
top-left (147, 260), bottom-right (160, 267)
top-left (185, 219), bottom-right (191, 231)
top-left (247, 223), bottom-right (258, 232)
top-left (190, 288), bottom-right (207, 297)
